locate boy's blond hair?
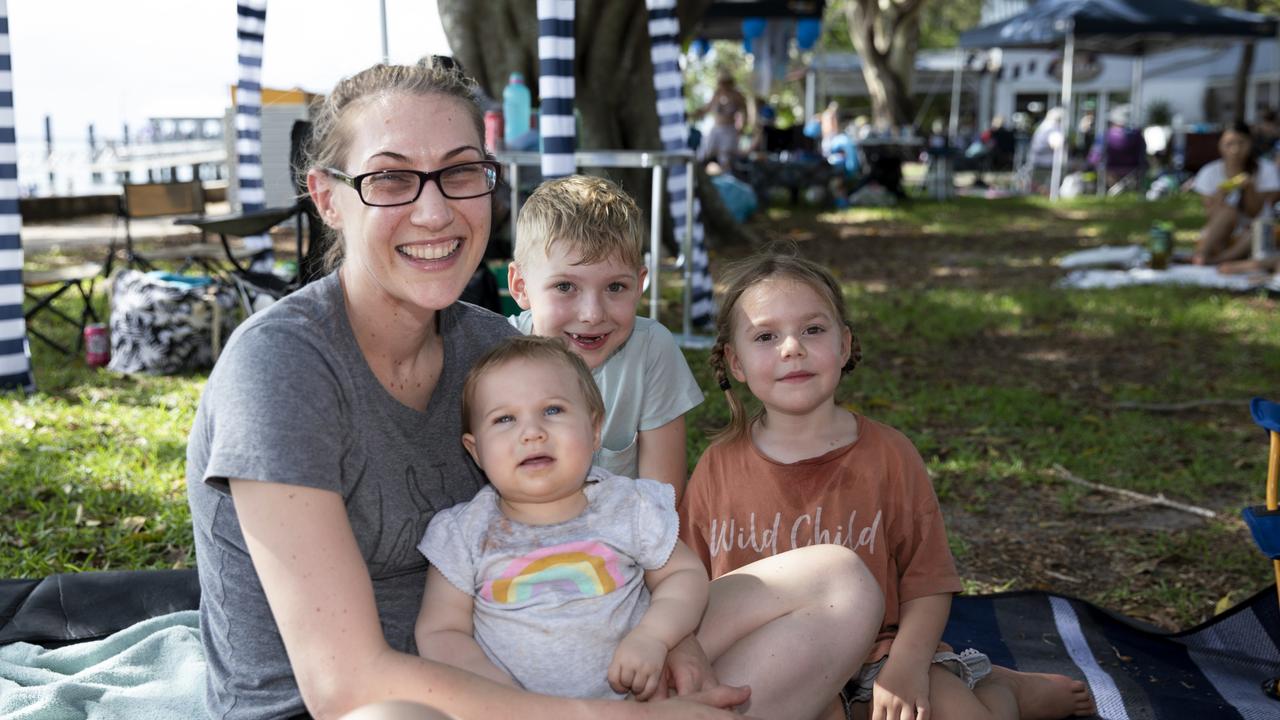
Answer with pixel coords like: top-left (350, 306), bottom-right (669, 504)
top-left (462, 336), bottom-right (606, 435)
top-left (513, 175), bottom-right (645, 270)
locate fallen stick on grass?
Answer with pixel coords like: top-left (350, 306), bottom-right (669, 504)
top-left (1048, 464), bottom-right (1218, 519)
top-left (1111, 398), bottom-right (1250, 412)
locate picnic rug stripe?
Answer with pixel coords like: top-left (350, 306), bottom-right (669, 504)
top-left (0, 0), bottom-right (33, 393)
top-left (235, 0), bottom-right (271, 270)
top-left (535, 0), bottom-right (574, 180)
top-left (943, 589), bottom-right (1280, 719)
top-left (644, 0), bottom-right (714, 328)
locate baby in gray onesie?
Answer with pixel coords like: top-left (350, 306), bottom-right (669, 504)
top-left (415, 336), bottom-right (710, 700)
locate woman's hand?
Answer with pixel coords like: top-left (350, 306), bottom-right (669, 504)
top-left (871, 658), bottom-right (931, 720)
top-left (651, 685), bottom-right (755, 718)
top-left (658, 634), bottom-right (720, 699)
top-left (610, 631), bottom-right (670, 700)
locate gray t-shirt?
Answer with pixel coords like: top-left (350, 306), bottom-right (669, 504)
top-left (418, 467), bottom-right (679, 699)
top-left (510, 312), bottom-right (703, 477)
top-left (186, 271), bottom-right (517, 720)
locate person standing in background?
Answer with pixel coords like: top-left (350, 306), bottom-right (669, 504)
top-left (695, 70), bottom-right (749, 172)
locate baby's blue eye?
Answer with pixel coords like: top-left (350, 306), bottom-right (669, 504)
top-left (544, 405), bottom-right (563, 416)
top-left (493, 414), bottom-right (514, 424)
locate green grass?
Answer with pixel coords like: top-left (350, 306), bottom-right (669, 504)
top-left (2, 290), bottom-right (202, 575)
top-left (4, 193), bottom-right (1276, 629)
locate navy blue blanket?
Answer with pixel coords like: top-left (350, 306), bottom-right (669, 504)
top-left (3, 570), bottom-right (1278, 718)
top-left (943, 589), bottom-right (1280, 719)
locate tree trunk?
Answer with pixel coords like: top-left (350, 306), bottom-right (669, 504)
top-left (437, 0), bottom-right (752, 252)
top-left (846, 0), bottom-right (924, 127)
top-left (1232, 0), bottom-right (1260, 121)
top-left (1234, 41), bottom-right (1255, 122)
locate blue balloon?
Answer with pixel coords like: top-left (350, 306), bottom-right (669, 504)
top-left (741, 17), bottom-right (766, 40)
top-left (796, 18), bottom-right (821, 50)
top-left (691, 37), bottom-right (710, 58)
top-left (743, 37), bottom-right (754, 55)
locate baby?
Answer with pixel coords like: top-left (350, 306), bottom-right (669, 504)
top-left (414, 335), bottom-right (709, 700)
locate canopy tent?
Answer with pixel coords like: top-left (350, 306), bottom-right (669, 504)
top-left (957, 0), bottom-right (1279, 199)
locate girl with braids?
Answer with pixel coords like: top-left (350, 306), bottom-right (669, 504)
top-left (679, 253), bottom-right (1095, 720)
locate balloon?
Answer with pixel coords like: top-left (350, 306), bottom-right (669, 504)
top-left (741, 17), bottom-right (766, 40)
top-left (743, 37), bottom-right (753, 55)
top-left (796, 18), bottom-right (821, 50)
top-left (691, 37), bottom-right (710, 58)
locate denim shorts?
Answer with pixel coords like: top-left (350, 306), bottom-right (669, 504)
top-left (846, 648), bottom-right (993, 704)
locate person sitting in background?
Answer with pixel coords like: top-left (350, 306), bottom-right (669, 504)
top-left (1191, 120), bottom-right (1280, 265)
top-left (1087, 105), bottom-right (1146, 189)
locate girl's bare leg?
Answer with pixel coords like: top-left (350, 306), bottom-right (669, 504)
top-left (1195, 206), bottom-right (1240, 264)
top-left (697, 545), bottom-right (883, 720)
top-left (340, 700), bottom-right (458, 720)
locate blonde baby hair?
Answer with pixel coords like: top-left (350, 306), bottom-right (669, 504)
top-left (461, 335), bottom-right (606, 435)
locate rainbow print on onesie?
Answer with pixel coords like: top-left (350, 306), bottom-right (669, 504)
top-left (483, 540), bottom-right (625, 603)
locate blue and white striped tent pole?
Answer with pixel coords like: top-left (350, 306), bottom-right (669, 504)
top-left (646, 0), bottom-right (714, 328)
top-left (536, 0), bottom-right (575, 179)
top-left (0, 0), bottom-right (34, 393)
top-left (235, 0), bottom-right (272, 271)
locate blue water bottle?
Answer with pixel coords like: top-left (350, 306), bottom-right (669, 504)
top-left (503, 72), bottom-right (532, 148)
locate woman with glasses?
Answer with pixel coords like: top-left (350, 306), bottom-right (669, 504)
top-left (187, 60), bottom-right (878, 720)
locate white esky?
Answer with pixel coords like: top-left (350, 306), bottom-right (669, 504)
top-left (9, 0), bottom-right (452, 148)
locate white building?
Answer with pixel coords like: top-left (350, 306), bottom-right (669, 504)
top-left (807, 0), bottom-right (1280, 130)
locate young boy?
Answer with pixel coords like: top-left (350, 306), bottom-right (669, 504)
top-left (415, 336), bottom-right (709, 700)
top-left (507, 175), bottom-right (702, 500)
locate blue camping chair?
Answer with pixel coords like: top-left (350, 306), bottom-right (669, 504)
top-left (1242, 396), bottom-right (1280, 699)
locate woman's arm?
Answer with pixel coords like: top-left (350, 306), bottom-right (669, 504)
top-left (611, 543), bottom-right (711, 700)
top-left (870, 592), bottom-right (952, 720)
top-left (637, 416), bottom-right (688, 504)
top-left (416, 567), bottom-right (517, 687)
top-left (231, 479), bottom-right (613, 720)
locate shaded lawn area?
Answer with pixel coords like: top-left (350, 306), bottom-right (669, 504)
top-left (3, 192), bottom-right (1276, 630)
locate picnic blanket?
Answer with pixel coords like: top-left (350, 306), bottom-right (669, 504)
top-left (943, 587), bottom-right (1280, 720)
top-left (1056, 245), bottom-right (1280, 293)
top-left (2, 570), bottom-right (1279, 719)
top-left (0, 611), bottom-right (204, 719)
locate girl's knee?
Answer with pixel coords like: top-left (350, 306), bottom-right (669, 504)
top-left (796, 546), bottom-right (884, 623)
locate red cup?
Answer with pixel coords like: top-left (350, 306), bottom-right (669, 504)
top-left (485, 110), bottom-right (504, 153)
top-left (84, 323), bottom-right (110, 367)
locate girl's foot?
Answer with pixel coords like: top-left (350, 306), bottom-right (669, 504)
top-left (988, 665), bottom-right (1095, 719)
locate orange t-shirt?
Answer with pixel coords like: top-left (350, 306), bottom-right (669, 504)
top-left (678, 415), bottom-right (962, 663)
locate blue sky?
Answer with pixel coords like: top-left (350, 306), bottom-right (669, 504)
top-left (9, 0), bottom-right (450, 149)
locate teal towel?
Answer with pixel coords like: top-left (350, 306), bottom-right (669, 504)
top-left (0, 611), bottom-right (205, 719)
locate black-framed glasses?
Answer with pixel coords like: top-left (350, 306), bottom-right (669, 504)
top-left (325, 160), bottom-right (501, 207)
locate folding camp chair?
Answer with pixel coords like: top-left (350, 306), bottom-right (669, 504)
top-left (22, 262), bottom-right (103, 355)
top-left (178, 120), bottom-right (329, 316)
top-left (115, 181), bottom-right (214, 273)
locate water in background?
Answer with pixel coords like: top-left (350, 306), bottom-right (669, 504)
top-left (18, 117), bottom-right (228, 198)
